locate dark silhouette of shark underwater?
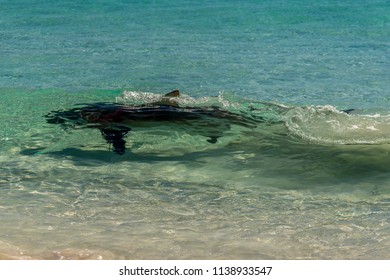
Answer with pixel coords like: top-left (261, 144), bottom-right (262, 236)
top-left (45, 90), bottom-right (263, 155)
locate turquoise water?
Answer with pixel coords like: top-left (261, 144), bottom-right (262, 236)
top-left (1, 0), bottom-right (390, 259)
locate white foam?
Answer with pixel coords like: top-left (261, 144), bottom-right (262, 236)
top-left (285, 105), bottom-right (390, 145)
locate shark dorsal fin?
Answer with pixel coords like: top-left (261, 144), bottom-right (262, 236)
top-left (150, 90), bottom-right (180, 107)
top-left (165, 90), bottom-right (180, 97)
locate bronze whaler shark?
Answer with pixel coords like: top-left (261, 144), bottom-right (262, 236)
top-left (45, 90), bottom-right (262, 155)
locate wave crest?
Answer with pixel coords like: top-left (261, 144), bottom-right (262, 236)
top-left (116, 90), bottom-right (390, 145)
top-left (285, 105), bottom-right (390, 145)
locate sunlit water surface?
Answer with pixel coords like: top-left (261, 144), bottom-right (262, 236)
top-left (1, 89), bottom-right (390, 259)
top-left (1, 0), bottom-right (390, 259)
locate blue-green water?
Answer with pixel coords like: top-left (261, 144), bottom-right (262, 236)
top-left (1, 0), bottom-right (390, 259)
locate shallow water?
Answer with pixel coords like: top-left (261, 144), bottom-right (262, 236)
top-left (1, 89), bottom-right (390, 259)
top-left (1, 0), bottom-right (390, 259)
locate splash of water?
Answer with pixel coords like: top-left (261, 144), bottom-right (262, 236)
top-left (284, 105), bottom-right (390, 145)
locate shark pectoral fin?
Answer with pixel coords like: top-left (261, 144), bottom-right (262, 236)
top-left (100, 126), bottom-right (131, 155)
top-left (165, 90), bottom-right (180, 97)
top-left (207, 136), bottom-right (219, 144)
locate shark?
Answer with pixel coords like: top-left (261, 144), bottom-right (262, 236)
top-left (45, 90), bottom-right (262, 154)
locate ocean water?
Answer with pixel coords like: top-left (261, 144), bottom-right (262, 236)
top-left (1, 0), bottom-right (390, 259)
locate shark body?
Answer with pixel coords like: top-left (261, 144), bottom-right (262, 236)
top-left (45, 90), bottom-right (261, 154)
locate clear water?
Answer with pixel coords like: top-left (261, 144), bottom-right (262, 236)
top-left (1, 0), bottom-right (390, 259)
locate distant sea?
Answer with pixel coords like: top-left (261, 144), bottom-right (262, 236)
top-left (1, 0), bottom-right (389, 259)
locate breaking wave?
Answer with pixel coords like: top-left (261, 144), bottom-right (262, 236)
top-left (117, 90), bottom-right (390, 146)
top-left (284, 106), bottom-right (390, 145)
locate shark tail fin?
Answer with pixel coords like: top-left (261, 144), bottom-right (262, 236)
top-left (165, 90), bottom-right (180, 97)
